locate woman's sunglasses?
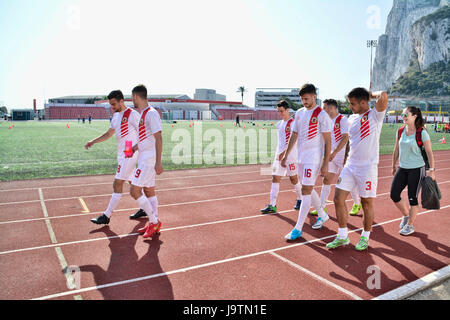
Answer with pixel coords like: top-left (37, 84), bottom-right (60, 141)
top-left (401, 113), bottom-right (409, 118)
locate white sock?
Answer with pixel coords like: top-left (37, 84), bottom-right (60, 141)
top-left (136, 195), bottom-right (157, 224)
top-left (270, 183), bottom-right (280, 206)
top-left (320, 184), bottom-right (331, 209)
top-left (338, 227), bottom-right (348, 240)
top-left (148, 196), bottom-right (159, 220)
top-left (311, 190), bottom-right (327, 219)
top-left (294, 195), bottom-right (311, 231)
top-left (104, 193), bottom-right (122, 218)
top-left (361, 230), bottom-right (371, 240)
top-left (351, 189), bottom-right (361, 206)
top-left (294, 182), bottom-right (302, 200)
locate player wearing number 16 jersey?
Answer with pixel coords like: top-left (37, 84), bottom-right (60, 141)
top-left (260, 100), bottom-right (303, 214)
top-left (281, 84), bottom-right (333, 241)
top-left (85, 90), bottom-right (144, 225)
top-left (128, 85), bottom-right (163, 240)
top-left (327, 88), bottom-right (388, 251)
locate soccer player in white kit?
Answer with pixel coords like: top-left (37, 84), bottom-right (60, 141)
top-left (85, 90), bottom-right (143, 225)
top-left (260, 100), bottom-right (303, 214)
top-left (326, 88), bottom-right (388, 251)
top-left (281, 84), bottom-right (332, 241)
top-left (310, 99), bottom-right (362, 223)
top-left (127, 85), bottom-right (163, 239)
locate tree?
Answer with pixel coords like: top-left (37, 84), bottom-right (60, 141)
top-left (0, 106), bottom-right (7, 114)
top-left (281, 96), bottom-right (303, 111)
top-left (237, 86), bottom-right (247, 104)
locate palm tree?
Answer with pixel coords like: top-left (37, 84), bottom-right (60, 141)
top-left (237, 86), bottom-right (247, 104)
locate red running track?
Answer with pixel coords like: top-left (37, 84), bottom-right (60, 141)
top-left (0, 152), bottom-right (449, 300)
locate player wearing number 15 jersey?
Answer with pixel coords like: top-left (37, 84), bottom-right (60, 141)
top-left (85, 90), bottom-right (144, 225)
top-left (260, 100), bottom-right (303, 214)
top-left (327, 88), bottom-right (388, 251)
top-left (128, 85), bottom-right (163, 240)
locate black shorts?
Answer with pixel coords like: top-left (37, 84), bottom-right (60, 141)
top-left (390, 167), bottom-right (426, 206)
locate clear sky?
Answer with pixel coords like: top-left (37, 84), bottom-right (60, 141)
top-left (0, 0), bottom-right (393, 109)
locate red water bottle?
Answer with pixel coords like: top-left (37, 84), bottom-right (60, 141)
top-left (124, 140), bottom-right (133, 157)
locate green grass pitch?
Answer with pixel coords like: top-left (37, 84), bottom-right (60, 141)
top-left (0, 119), bottom-right (449, 181)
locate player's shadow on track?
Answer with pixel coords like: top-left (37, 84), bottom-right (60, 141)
top-left (369, 227), bottom-right (449, 276)
top-left (77, 223), bottom-right (174, 300)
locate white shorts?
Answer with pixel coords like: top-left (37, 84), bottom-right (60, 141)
top-left (115, 157), bottom-right (138, 181)
top-left (272, 160), bottom-right (298, 177)
top-left (336, 164), bottom-right (378, 198)
top-left (131, 157), bottom-right (156, 188)
top-left (328, 158), bottom-right (344, 175)
top-left (298, 163), bottom-right (321, 186)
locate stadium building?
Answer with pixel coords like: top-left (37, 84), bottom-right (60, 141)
top-left (45, 89), bottom-right (282, 121)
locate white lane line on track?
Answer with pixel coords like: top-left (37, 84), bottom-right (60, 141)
top-left (3, 151), bottom-right (450, 193)
top-left (2, 164), bottom-right (450, 209)
top-left (270, 252), bottom-right (363, 300)
top-left (39, 188), bottom-right (77, 290)
top-left (3, 179), bottom-right (450, 256)
top-left (0, 191), bottom-right (393, 255)
top-left (30, 204), bottom-right (450, 301)
top-left (1, 172), bottom-right (450, 226)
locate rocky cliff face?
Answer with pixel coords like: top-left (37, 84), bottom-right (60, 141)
top-left (410, 5), bottom-right (450, 71)
top-left (372, 0), bottom-right (448, 91)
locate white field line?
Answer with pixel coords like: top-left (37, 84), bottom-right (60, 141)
top-left (4, 180), bottom-right (450, 256)
top-left (2, 171), bottom-right (450, 227)
top-left (0, 178), bottom-right (272, 205)
top-left (39, 188), bottom-right (77, 290)
top-left (31, 204), bottom-right (450, 301)
top-left (2, 165), bottom-right (450, 206)
top-left (270, 252), bottom-right (363, 300)
top-left (0, 170), bottom-right (264, 192)
top-left (2, 152), bottom-right (450, 193)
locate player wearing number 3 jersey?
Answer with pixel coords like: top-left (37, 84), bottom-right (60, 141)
top-left (327, 88), bottom-right (388, 251)
top-left (260, 100), bottom-right (303, 215)
top-left (128, 85), bottom-right (163, 240)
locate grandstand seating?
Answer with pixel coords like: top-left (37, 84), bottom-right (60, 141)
top-left (45, 104), bottom-right (163, 120)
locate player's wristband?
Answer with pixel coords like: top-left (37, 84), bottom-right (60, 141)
top-left (428, 168), bottom-right (435, 171)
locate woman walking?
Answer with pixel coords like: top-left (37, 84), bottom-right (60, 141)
top-left (390, 107), bottom-right (435, 236)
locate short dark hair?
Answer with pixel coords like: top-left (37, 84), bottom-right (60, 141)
top-left (347, 87), bottom-right (370, 101)
top-left (299, 83), bottom-right (317, 96)
top-left (107, 90), bottom-right (124, 101)
top-left (132, 84), bottom-right (147, 99)
top-left (276, 100), bottom-right (290, 109)
top-left (323, 99), bottom-right (338, 108)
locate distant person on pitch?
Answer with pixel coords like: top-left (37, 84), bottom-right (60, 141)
top-left (309, 99), bottom-right (362, 218)
top-left (281, 83), bottom-right (332, 240)
top-left (127, 84), bottom-right (163, 239)
top-left (326, 88), bottom-right (388, 251)
top-left (85, 90), bottom-right (147, 225)
top-left (260, 100), bottom-right (303, 215)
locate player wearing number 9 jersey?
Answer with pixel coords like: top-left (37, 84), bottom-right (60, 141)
top-left (326, 88), bottom-right (388, 251)
top-left (85, 90), bottom-right (145, 226)
top-left (260, 100), bottom-right (303, 214)
top-left (128, 85), bottom-right (163, 240)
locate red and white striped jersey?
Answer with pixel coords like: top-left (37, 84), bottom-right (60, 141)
top-left (331, 114), bottom-right (348, 164)
top-left (109, 107), bottom-right (140, 160)
top-left (292, 106), bottom-right (332, 164)
top-left (276, 118), bottom-right (298, 162)
top-left (137, 106), bottom-right (162, 161)
top-left (347, 108), bottom-right (386, 167)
